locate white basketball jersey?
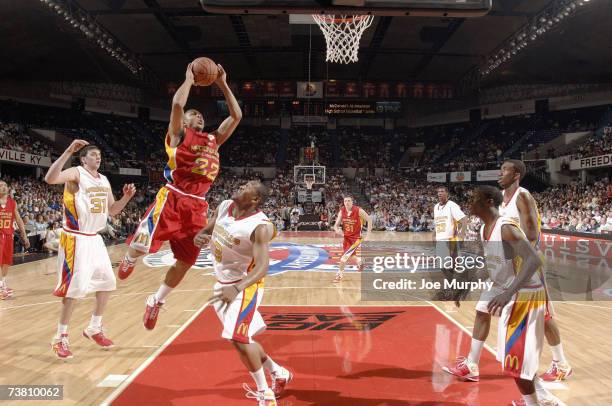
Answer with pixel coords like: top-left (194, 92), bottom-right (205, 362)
top-left (212, 200), bottom-right (274, 284)
top-left (480, 217), bottom-right (541, 289)
top-left (434, 200), bottom-right (466, 241)
top-left (499, 186), bottom-right (528, 224)
top-left (63, 166), bottom-right (111, 234)
top-left (499, 186), bottom-right (541, 243)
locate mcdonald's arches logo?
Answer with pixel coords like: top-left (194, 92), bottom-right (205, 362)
top-left (505, 354), bottom-right (520, 370)
top-left (237, 322), bottom-right (249, 336)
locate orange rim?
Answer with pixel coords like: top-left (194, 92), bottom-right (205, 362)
top-left (315, 15), bottom-right (370, 24)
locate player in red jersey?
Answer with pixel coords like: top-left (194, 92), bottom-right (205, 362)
top-left (117, 62), bottom-right (242, 329)
top-left (0, 180), bottom-right (30, 299)
top-left (333, 196), bottom-right (371, 283)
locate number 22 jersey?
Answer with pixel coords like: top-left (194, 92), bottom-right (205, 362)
top-left (164, 127), bottom-right (220, 197)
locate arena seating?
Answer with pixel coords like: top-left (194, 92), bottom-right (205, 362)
top-left (1, 101), bottom-right (610, 246)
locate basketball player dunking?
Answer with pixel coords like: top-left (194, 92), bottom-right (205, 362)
top-left (117, 62), bottom-right (241, 330)
top-left (0, 180), bottom-right (30, 299)
top-left (193, 180), bottom-right (292, 405)
top-left (45, 140), bottom-right (136, 359)
top-left (333, 196), bottom-right (371, 283)
top-left (466, 186), bottom-right (563, 406)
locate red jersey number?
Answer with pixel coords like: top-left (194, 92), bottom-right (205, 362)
top-left (0, 198), bottom-right (15, 234)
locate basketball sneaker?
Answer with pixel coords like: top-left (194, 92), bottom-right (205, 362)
top-left (540, 361), bottom-right (572, 382)
top-left (332, 272), bottom-right (343, 283)
top-left (270, 367), bottom-right (293, 398)
top-left (83, 326), bottom-right (114, 349)
top-left (143, 294), bottom-right (164, 330)
top-left (0, 285), bottom-right (13, 299)
top-left (51, 334), bottom-right (73, 360)
top-left (442, 357), bottom-right (479, 382)
top-left (243, 384), bottom-right (277, 405)
top-left (0, 288), bottom-right (10, 300)
top-left (117, 257), bottom-right (136, 280)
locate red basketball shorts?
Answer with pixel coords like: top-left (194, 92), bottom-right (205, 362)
top-left (341, 236), bottom-right (363, 262)
top-left (129, 186), bottom-right (208, 266)
top-left (0, 233), bottom-right (14, 266)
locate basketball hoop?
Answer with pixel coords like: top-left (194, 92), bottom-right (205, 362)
top-left (312, 14), bottom-right (374, 64)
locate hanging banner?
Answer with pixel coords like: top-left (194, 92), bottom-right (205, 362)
top-left (427, 172), bottom-right (447, 183)
top-left (0, 149), bottom-right (51, 167)
top-left (570, 153), bottom-right (612, 170)
top-left (450, 171), bottom-right (472, 182)
top-left (476, 170), bottom-right (500, 182)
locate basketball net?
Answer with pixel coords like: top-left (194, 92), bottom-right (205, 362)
top-left (312, 14), bottom-right (374, 64)
top-left (305, 179), bottom-right (315, 190)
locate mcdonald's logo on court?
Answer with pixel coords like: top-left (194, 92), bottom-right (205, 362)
top-left (505, 354), bottom-right (520, 370)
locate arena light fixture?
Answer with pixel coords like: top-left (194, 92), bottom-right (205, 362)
top-left (479, 0), bottom-right (596, 77)
top-left (37, 0), bottom-right (148, 77)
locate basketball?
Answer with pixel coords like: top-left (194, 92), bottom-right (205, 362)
top-left (191, 57), bottom-right (219, 86)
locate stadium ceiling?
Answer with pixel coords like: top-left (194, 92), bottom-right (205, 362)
top-left (1, 0), bottom-right (611, 90)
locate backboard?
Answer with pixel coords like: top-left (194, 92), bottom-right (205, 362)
top-left (294, 165), bottom-right (326, 185)
top-left (200, 1), bottom-right (492, 17)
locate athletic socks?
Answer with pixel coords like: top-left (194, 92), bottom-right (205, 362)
top-left (89, 315), bottom-right (103, 330)
top-left (249, 367), bottom-right (269, 392)
top-left (56, 323), bottom-right (68, 339)
top-left (551, 343), bottom-right (567, 364)
top-left (468, 339), bottom-right (485, 364)
top-left (154, 283), bottom-right (173, 303)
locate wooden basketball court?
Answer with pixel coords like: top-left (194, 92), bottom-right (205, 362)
top-left (1, 231), bottom-right (610, 405)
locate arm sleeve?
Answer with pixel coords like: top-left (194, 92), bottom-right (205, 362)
top-left (450, 202), bottom-right (466, 221)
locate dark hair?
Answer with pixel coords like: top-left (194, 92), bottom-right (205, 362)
top-left (504, 159), bottom-right (526, 180)
top-left (343, 195), bottom-right (353, 200)
top-left (79, 145), bottom-right (101, 160)
top-left (437, 186), bottom-right (448, 192)
top-left (477, 185), bottom-right (503, 207)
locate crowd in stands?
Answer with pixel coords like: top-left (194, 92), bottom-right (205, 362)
top-left (359, 175), bottom-right (434, 232)
top-left (405, 106), bottom-right (608, 174)
top-left (0, 121), bottom-right (53, 157)
top-left (337, 128), bottom-right (393, 168)
top-left (534, 178), bottom-right (612, 233)
top-left (566, 131), bottom-right (612, 161)
top-left (358, 171), bottom-right (611, 235)
top-left (220, 127), bottom-right (279, 166)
